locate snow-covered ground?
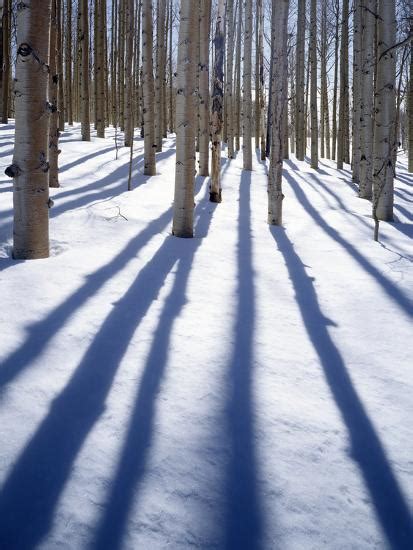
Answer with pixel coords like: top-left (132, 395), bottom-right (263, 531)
top-left (0, 123), bottom-right (412, 550)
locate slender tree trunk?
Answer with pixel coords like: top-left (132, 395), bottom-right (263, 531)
top-left (332, 0), bottom-right (339, 161)
top-left (142, 0), bottom-right (156, 175)
top-left (373, 0), bottom-right (396, 225)
top-left (95, 0), bottom-right (105, 137)
top-left (408, 37), bottom-right (413, 173)
top-left (259, 0), bottom-right (265, 160)
top-left (254, 0), bottom-right (261, 150)
top-left (210, 0), bottom-right (225, 202)
top-left (124, 0), bottom-right (134, 146)
top-left (1, 0), bottom-right (10, 124)
top-left (359, 0), bottom-right (375, 199)
top-left (57, 0), bottom-right (65, 131)
top-left (8, 0), bottom-right (52, 259)
top-left (198, 0), bottom-right (212, 176)
top-left (155, 0), bottom-right (166, 151)
top-left (79, 0), bottom-right (90, 140)
top-left (172, 0), bottom-right (198, 237)
top-left (234, 0), bottom-right (242, 152)
top-left (309, 0), bottom-right (318, 169)
top-left (295, 0), bottom-right (305, 161)
top-left (65, 0), bottom-right (74, 125)
top-left (226, 0), bottom-right (234, 158)
top-left (243, 0), bottom-right (253, 170)
top-left (352, 0), bottom-right (362, 182)
top-left (337, 0), bottom-right (349, 170)
top-left (168, 0), bottom-right (173, 133)
top-left (49, 0), bottom-right (60, 188)
top-left (268, 0), bottom-right (289, 225)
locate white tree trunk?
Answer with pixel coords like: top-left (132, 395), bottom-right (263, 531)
top-left (242, 0), bottom-right (252, 171)
top-left (210, 0), bottom-right (225, 202)
top-left (352, 0), bottom-right (362, 182)
top-left (295, 0), bottom-right (305, 161)
top-left (309, 0), bottom-right (318, 169)
top-left (408, 39), bottom-right (413, 173)
top-left (268, 0), bottom-right (289, 226)
top-left (155, 0), bottom-right (166, 151)
top-left (373, 0), bottom-right (396, 224)
top-left (198, 0), bottom-right (211, 176)
top-left (226, 0), bottom-right (234, 158)
top-left (79, 0), bottom-right (90, 141)
top-left (8, 0), bottom-right (52, 259)
top-left (142, 0), bottom-right (156, 175)
top-left (359, 0), bottom-right (375, 199)
top-left (172, 0), bottom-right (198, 237)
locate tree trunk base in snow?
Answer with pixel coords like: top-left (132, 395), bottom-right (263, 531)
top-left (209, 190), bottom-right (222, 203)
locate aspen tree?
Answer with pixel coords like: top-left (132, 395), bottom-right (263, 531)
top-left (234, 0), bottom-right (242, 152)
top-left (49, 0), bottom-right (60, 188)
top-left (254, 0), bottom-right (261, 150)
top-left (78, 0), bottom-right (90, 140)
top-left (373, 0), bottom-right (397, 227)
top-left (226, 0), bottom-right (235, 158)
top-left (124, 0), bottom-right (134, 146)
top-left (337, 0), bottom-right (349, 170)
top-left (352, 0), bottom-right (362, 182)
top-left (198, 0), bottom-right (212, 176)
top-left (295, 0), bottom-right (305, 161)
top-left (7, 0), bottom-right (52, 259)
top-left (110, 0), bottom-right (118, 127)
top-left (95, 0), bottom-right (105, 137)
top-left (258, 0), bottom-right (265, 160)
top-left (142, 0), bottom-right (156, 175)
top-left (210, 0), bottom-right (225, 202)
top-left (155, 0), bottom-right (166, 151)
top-left (268, 0), bottom-right (289, 226)
top-left (332, 0), bottom-right (339, 161)
top-left (359, 0), bottom-right (375, 199)
top-left (172, 0), bottom-right (198, 237)
top-left (57, 0), bottom-right (65, 131)
top-left (65, 0), bottom-right (73, 125)
top-left (1, 0), bottom-right (10, 124)
top-left (309, 0), bottom-right (318, 169)
top-left (168, 0), bottom-right (174, 133)
top-left (408, 34), bottom-right (413, 172)
top-left (243, 0), bottom-right (253, 171)
top-left (0, 2), bottom-right (3, 116)
top-left (320, 1), bottom-right (330, 159)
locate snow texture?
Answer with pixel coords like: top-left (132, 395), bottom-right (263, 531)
top-left (0, 123), bottom-right (412, 549)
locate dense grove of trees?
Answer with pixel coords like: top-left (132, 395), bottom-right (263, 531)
top-left (0, 0), bottom-right (412, 258)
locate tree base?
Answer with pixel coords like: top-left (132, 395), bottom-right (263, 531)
top-left (209, 190), bottom-right (222, 203)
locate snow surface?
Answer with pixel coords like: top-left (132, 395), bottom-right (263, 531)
top-left (0, 122), bottom-right (412, 550)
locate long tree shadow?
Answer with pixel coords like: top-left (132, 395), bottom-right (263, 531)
top-left (225, 170), bottom-right (263, 550)
top-left (283, 171), bottom-right (413, 318)
top-left (91, 183), bottom-right (217, 550)
top-left (59, 146), bottom-right (115, 174)
top-left (270, 226), bottom-right (413, 549)
top-left (0, 148), bottom-right (176, 239)
top-left (0, 207), bottom-right (172, 390)
top-left (0, 179), bottom-right (211, 550)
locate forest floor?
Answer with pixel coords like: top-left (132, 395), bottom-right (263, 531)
top-left (0, 123), bottom-right (412, 550)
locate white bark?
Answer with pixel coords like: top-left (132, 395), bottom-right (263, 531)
top-left (9, 0), bottom-right (52, 259)
top-left (142, 0), bottom-right (156, 175)
top-left (172, 0), bottom-right (198, 237)
top-left (242, 0), bottom-right (252, 171)
top-left (210, 0), bottom-right (225, 202)
top-left (359, 0), bottom-right (375, 199)
top-left (373, 0), bottom-right (396, 223)
top-left (352, 0), bottom-right (362, 182)
top-left (408, 40), bottom-right (413, 173)
top-left (295, 0), bottom-right (305, 161)
top-left (226, 0), bottom-right (234, 158)
top-left (198, 0), bottom-right (211, 176)
top-left (268, 0), bottom-right (289, 226)
top-left (309, 0), bottom-right (318, 169)
top-left (78, 0), bottom-right (90, 141)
